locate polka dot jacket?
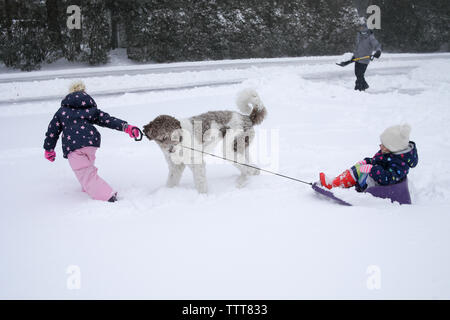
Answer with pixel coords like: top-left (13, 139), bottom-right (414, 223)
top-left (43, 91), bottom-right (128, 158)
top-left (364, 141), bottom-right (418, 185)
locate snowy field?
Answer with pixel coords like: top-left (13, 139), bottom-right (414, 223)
top-left (1, 53), bottom-right (450, 299)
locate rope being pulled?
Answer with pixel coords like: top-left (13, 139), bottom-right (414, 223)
top-left (181, 145), bottom-right (313, 186)
top-left (135, 127), bottom-right (312, 186)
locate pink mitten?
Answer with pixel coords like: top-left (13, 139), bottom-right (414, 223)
top-left (359, 164), bottom-right (373, 173)
top-left (357, 160), bottom-right (367, 165)
top-left (124, 124), bottom-right (139, 138)
top-left (45, 150), bottom-right (56, 162)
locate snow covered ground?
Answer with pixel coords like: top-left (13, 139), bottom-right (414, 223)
top-left (1, 53), bottom-right (450, 299)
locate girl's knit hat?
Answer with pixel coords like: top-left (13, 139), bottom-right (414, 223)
top-left (380, 124), bottom-right (411, 152)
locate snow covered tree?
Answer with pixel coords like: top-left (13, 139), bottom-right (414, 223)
top-left (80, 0), bottom-right (111, 65)
top-left (0, 0), bottom-right (52, 71)
top-left (124, 0), bottom-right (169, 62)
top-left (375, 0), bottom-right (450, 52)
top-left (0, 0), bottom-right (448, 69)
top-left (45, 0), bottom-right (63, 58)
top-left (298, 0), bottom-right (359, 56)
top-left (58, 0), bottom-right (83, 62)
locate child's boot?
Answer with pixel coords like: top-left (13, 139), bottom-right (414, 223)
top-left (319, 172), bottom-right (333, 189)
top-left (108, 192), bottom-right (118, 203)
top-left (320, 170), bottom-right (357, 190)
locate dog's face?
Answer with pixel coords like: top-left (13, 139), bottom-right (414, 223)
top-left (143, 115), bottom-right (182, 153)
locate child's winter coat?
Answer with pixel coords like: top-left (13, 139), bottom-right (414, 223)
top-left (364, 141), bottom-right (418, 185)
top-left (43, 91), bottom-right (127, 158)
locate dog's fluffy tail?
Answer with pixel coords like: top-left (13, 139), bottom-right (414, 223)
top-left (236, 88), bottom-right (267, 125)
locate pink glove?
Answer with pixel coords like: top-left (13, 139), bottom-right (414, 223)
top-left (124, 124), bottom-right (139, 138)
top-left (45, 150), bottom-right (56, 162)
top-left (357, 160), bottom-right (367, 165)
top-left (359, 164), bottom-right (373, 173)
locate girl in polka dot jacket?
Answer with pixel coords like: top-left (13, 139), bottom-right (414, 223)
top-left (319, 124), bottom-right (418, 191)
top-left (43, 81), bottom-right (139, 202)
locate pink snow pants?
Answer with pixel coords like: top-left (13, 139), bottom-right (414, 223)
top-left (67, 147), bottom-right (115, 201)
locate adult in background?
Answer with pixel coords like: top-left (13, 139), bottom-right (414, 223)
top-left (353, 22), bottom-right (382, 91)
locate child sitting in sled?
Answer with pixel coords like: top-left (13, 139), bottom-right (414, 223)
top-left (319, 124), bottom-right (418, 192)
top-left (43, 81), bottom-right (140, 202)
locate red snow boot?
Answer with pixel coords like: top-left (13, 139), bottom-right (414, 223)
top-left (320, 170), bottom-right (356, 190)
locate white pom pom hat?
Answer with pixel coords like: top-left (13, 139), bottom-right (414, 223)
top-left (380, 124), bottom-right (411, 152)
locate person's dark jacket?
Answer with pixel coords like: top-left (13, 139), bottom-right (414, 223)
top-left (364, 141), bottom-right (418, 185)
top-left (354, 26), bottom-right (381, 64)
top-left (43, 91), bottom-right (127, 158)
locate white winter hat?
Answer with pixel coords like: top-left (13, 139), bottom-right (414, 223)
top-left (380, 124), bottom-right (411, 152)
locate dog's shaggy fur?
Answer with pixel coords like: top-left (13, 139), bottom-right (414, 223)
top-left (143, 89), bottom-right (267, 193)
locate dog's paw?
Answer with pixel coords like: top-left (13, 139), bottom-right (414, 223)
top-left (236, 175), bottom-right (249, 188)
top-left (195, 184), bottom-right (208, 194)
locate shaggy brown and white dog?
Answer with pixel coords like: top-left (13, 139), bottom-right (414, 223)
top-left (143, 89), bottom-right (267, 193)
